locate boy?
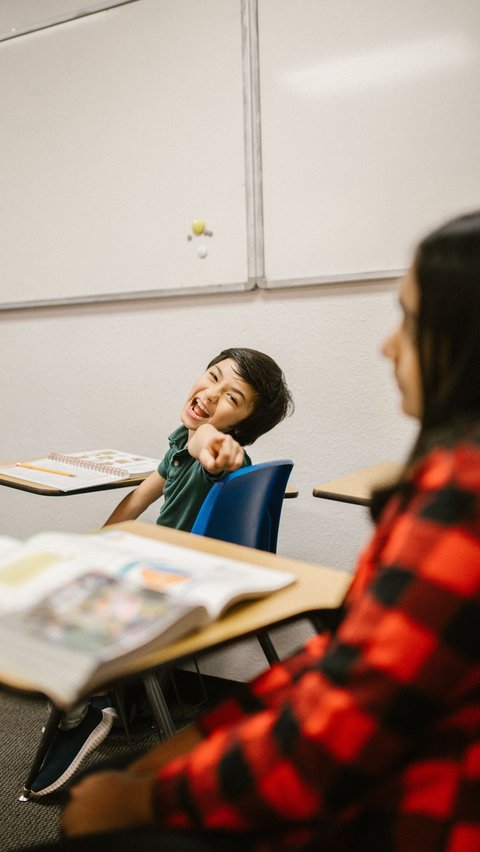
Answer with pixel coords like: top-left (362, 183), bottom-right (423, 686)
top-left (29, 348), bottom-right (293, 798)
top-left (104, 347), bottom-right (293, 531)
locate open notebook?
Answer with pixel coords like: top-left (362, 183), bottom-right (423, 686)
top-left (0, 449), bottom-right (160, 491)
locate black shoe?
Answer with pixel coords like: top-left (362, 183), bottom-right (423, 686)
top-left (29, 702), bottom-right (115, 798)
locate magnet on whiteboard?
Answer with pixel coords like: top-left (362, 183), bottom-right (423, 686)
top-left (192, 219), bottom-right (205, 235)
top-left (197, 245), bottom-right (208, 259)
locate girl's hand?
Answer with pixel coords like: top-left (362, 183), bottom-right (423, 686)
top-left (61, 771), bottom-right (155, 837)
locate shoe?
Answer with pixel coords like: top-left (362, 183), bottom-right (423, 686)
top-left (29, 702), bottom-right (115, 798)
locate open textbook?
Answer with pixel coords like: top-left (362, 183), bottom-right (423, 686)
top-left (0, 529), bottom-right (295, 708)
top-left (0, 449), bottom-right (160, 491)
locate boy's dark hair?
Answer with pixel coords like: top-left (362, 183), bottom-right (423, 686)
top-left (207, 347), bottom-right (294, 445)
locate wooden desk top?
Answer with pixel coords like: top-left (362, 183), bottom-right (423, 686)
top-left (313, 461), bottom-right (402, 506)
top-left (1, 521), bottom-right (351, 699)
top-left (0, 461), bottom-right (298, 499)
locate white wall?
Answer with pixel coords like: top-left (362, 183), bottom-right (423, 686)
top-left (0, 281), bottom-right (416, 676)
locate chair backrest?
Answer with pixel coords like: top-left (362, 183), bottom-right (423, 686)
top-left (191, 460), bottom-right (293, 554)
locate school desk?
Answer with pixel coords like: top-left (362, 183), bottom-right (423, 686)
top-left (0, 459), bottom-right (148, 496)
top-left (0, 460), bottom-right (298, 498)
top-left (2, 520), bottom-right (350, 799)
top-left (313, 461), bottom-right (402, 507)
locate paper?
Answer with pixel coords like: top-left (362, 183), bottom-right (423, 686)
top-left (0, 449), bottom-right (160, 491)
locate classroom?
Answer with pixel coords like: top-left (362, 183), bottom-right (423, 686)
top-left (2, 0), bottom-right (478, 676)
top-left (1, 1), bottom-right (479, 849)
top-left (7, 0), bottom-right (476, 570)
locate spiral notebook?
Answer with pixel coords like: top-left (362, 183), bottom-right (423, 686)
top-left (0, 449), bottom-right (160, 492)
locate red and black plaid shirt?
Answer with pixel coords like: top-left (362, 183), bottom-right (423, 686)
top-left (154, 437), bottom-right (480, 851)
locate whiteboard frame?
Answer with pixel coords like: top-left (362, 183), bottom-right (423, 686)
top-left (0, 1), bottom-right (140, 42)
top-left (0, 281), bottom-right (255, 312)
top-left (258, 269), bottom-right (404, 290)
top-left (242, 0), bottom-right (264, 287)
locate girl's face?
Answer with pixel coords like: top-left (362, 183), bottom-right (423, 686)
top-left (383, 267), bottom-right (423, 419)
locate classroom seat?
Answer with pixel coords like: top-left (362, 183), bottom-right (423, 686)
top-left (191, 459), bottom-right (294, 663)
top-left (191, 459), bottom-right (294, 553)
top-left (143, 460), bottom-right (295, 736)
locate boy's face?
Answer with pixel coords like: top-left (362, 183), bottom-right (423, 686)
top-left (181, 358), bottom-right (256, 435)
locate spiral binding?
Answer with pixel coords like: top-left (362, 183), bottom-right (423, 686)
top-left (48, 453), bottom-right (128, 478)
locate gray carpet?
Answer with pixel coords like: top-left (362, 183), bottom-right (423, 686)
top-left (0, 687), bottom-right (163, 852)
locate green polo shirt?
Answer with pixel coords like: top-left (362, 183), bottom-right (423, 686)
top-left (156, 425), bottom-right (251, 533)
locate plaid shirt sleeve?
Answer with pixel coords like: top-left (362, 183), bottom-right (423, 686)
top-left (153, 443), bottom-right (480, 840)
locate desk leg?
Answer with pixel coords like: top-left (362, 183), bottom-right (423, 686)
top-left (19, 706), bottom-right (63, 801)
top-left (142, 672), bottom-right (176, 739)
top-left (257, 631), bottom-right (279, 665)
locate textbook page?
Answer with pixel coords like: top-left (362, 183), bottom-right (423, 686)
top-left (0, 530), bottom-right (295, 707)
top-left (0, 529), bottom-right (295, 616)
top-left (0, 572), bottom-right (204, 708)
top-left (99, 530), bottom-right (296, 619)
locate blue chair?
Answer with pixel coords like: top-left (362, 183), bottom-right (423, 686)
top-left (141, 461), bottom-right (295, 739)
top-left (191, 459), bottom-right (294, 553)
top-left (191, 459), bottom-right (294, 664)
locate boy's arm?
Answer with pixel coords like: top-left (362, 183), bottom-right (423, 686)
top-left (188, 424), bottom-right (244, 475)
top-left (103, 470), bottom-right (166, 526)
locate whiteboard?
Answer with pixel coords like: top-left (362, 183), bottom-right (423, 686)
top-left (0, 0), bottom-right (250, 307)
top-left (258, 0), bottom-right (480, 287)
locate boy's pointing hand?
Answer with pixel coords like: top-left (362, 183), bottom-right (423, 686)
top-left (199, 432), bottom-right (245, 473)
top-left (188, 425), bottom-right (245, 474)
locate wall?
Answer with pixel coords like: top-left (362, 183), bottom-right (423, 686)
top-left (0, 282), bottom-right (415, 677)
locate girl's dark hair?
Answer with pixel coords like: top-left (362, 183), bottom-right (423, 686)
top-left (371, 210), bottom-right (480, 519)
top-left (415, 210), bottom-right (480, 433)
top-left (207, 348), bottom-right (294, 445)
